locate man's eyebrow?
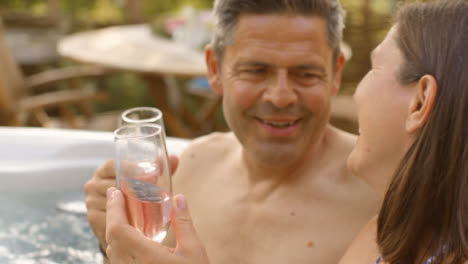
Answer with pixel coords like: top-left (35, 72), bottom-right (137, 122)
top-left (233, 61), bottom-right (270, 68)
top-left (233, 61), bottom-right (326, 75)
top-left (293, 64), bottom-right (326, 74)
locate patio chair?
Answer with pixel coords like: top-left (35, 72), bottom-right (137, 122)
top-left (182, 77), bottom-right (224, 136)
top-left (0, 17), bottom-right (117, 130)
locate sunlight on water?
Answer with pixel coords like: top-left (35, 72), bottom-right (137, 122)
top-left (0, 192), bottom-right (102, 264)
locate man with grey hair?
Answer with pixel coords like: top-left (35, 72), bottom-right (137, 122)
top-left (86, 0), bottom-right (380, 263)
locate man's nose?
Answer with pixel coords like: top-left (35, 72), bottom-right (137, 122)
top-left (263, 69), bottom-right (298, 108)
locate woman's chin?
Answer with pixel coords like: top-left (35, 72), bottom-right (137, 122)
top-left (347, 149), bottom-right (360, 176)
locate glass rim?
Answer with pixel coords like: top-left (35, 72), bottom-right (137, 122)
top-left (114, 123), bottom-right (162, 139)
top-left (121, 107), bottom-right (162, 124)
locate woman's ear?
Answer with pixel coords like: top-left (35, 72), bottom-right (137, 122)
top-left (406, 74), bottom-right (438, 133)
top-left (205, 45), bottom-right (223, 95)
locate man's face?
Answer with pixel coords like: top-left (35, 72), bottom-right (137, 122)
top-left (206, 14), bottom-right (344, 166)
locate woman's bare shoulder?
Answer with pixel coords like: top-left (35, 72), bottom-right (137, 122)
top-left (339, 215), bottom-right (381, 264)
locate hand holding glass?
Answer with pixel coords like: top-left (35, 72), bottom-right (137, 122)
top-left (114, 124), bottom-right (171, 242)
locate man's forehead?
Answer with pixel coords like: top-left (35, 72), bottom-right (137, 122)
top-left (221, 14), bottom-right (332, 66)
top-left (234, 13), bottom-right (329, 39)
top-left (225, 14), bottom-right (330, 52)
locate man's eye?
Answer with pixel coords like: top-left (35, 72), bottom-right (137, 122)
top-left (244, 68), bottom-right (266, 74)
top-left (299, 72), bottom-right (319, 78)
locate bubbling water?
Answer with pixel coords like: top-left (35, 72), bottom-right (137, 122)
top-left (0, 191), bottom-right (102, 263)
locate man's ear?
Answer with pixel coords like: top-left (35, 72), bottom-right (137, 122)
top-left (331, 53), bottom-right (345, 96)
top-left (406, 74), bottom-right (438, 133)
top-left (205, 45), bottom-right (223, 95)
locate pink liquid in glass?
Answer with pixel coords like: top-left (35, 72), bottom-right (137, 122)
top-left (120, 178), bottom-right (171, 242)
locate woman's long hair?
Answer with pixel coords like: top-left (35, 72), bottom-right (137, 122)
top-left (377, 1), bottom-right (468, 263)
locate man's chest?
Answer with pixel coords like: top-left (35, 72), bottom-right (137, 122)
top-left (187, 193), bottom-right (362, 264)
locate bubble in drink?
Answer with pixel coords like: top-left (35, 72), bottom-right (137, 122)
top-left (120, 177), bottom-right (171, 242)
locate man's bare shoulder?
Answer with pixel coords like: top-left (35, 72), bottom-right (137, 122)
top-left (173, 132), bottom-right (240, 189)
top-left (179, 131), bottom-right (238, 162)
top-left (323, 126), bottom-right (380, 213)
top-left (318, 126), bottom-right (357, 180)
top-left (327, 125), bottom-right (357, 154)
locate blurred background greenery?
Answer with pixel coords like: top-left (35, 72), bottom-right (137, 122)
top-left (0, 0), bottom-right (418, 136)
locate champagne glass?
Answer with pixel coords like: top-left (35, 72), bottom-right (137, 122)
top-left (121, 106), bottom-right (170, 176)
top-left (114, 124), bottom-right (172, 242)
top-left (121, 107), bottom-right (164, 127)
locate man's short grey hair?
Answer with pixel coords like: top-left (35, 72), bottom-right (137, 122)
top-left (211, 0), bottom-right (345, 63)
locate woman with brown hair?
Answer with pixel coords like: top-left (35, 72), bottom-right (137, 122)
top-left (341, 0), bottom-right (468, 263)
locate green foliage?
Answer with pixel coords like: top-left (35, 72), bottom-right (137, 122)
top-left (339, 0), bottom-right (395, 94)
top-left (0, 0), bottom-right (214, 23)
top-left (142, 0), bottom-right (186, 18)
top-left (58, 0), bottom-right (97, 13)
top-left (185, 0), bottom-right (213, 8)
top-left (142, 0), bottom-right (213, 20)
top-left (100, 73), bottom-right (154, 112)
top-left (0, 0), bottom-right (97, 15)
top-left (0, 0), bottom-right (43, 10)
